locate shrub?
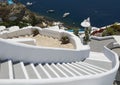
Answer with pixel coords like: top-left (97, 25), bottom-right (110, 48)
top-left (83, 28), bottom-right (90, 44)
top-left (32, 29), bottom-right (39, 37)
top-left (102, 31), bottom-right (106, 36)
top-left (88, 27), bottom-right (92, 34)
top-left (61, 36), bottom-right (70, 44)
top-left (102, 24), bottom-right (120, 36)
top-left (28, 13), bottom-right (39, 26)
top-left (102, 27), bottom-right (115, 36)
top-left (73, 28), bottom-right (79, 36)
top-left (111, 24), bottom-right (120, 31)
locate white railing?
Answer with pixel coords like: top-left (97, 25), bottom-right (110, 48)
top-left (104, 42), bottom-right (120, 82)
top-left (91, 35), bottom-right (113, 41)
top-left (104, 43), bottom-right (119, 68)
top-left (6, 38), bottom-right (36, 46)
top-left (0, 39), bottom-right (89, 63)
top-left (40, 28), bottom-right (62, 40)
top-left (0, 28), bottom-right (33, 38)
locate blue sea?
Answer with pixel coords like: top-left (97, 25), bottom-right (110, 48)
top-left (18, 0), bottom-right (120, 28)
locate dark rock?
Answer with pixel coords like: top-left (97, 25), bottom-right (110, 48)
top-left (9, 16), bottom-right (17, 21)
top-left (0, 18), bottom-right (3, 22)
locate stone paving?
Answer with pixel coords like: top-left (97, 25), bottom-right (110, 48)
top-left (89, 38), bottom-right (115, 52)
top-left (17, 34), bottom-right (74, 49)
top-left (89, 38), bottom-right (120, 85)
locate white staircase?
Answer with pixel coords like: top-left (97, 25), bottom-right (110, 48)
top-left (0, 60), bottom-right (108, 80)
top-left (0, 26), bottom-right (119, 85)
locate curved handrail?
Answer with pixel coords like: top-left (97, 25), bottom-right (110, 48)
top-left (0, 38), bottom-right (90, 63)
top-left (91, 35), bottom-right (114, 41)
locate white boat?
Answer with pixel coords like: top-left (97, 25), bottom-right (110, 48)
top-left (63, 12), bottom-right (70, 18)
top-left (26, 2), bottom-right (32, 6)
top-left (47, 10), bottom-right (55, 13)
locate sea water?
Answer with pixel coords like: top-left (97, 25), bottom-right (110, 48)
top-left (18, 0), bottom-right (120, 28)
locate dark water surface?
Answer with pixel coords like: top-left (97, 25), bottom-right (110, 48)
top-left (18, 0), bottom-right (120, 28)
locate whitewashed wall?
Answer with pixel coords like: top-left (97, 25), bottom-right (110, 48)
top-left (0, 39), bottom-right (89, 63)
top-left (6, 38), bottom-right (36, 46)
top-left (104, 42), bottom-right (120, 82)
top-left (0, 26), bottom-right (90, 63)
top-left (40, 28), bottom-right (62, 40)
top-left (0, 28), bottom-right (33, 38)
top-left (91, 36), bottom-right (113, 40)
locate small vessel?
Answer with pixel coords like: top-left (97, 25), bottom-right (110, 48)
top-left (63, 12), bottom-right (70, 18)
top-left (47, 10), bottom-right (55, 13)
top-left (26, 2), bottom-right (32, 6)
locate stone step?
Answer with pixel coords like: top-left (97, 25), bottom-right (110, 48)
top-left (0, 60), bottom-right (108, 80)
top-left (35, 64), bottom-right (50, 79)
top-left (25, 63), bottom-right (39, 79)
top-left (13, 62), bottom-right (28, 79)
top-left (0, 60), bottom-right (13, 79)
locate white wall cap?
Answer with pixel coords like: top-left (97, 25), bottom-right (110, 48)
top-left (7, 26), bottom-right (19, 32)
top-left (22, 26), bottom-right (33, 29)
top-left (0, 26), bottom-right (6, 31)
top-left (45, 26), bottom-right (60, 30)
top-left (88, 52), bottom-right (111, 62)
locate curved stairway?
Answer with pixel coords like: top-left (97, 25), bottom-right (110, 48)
top-left (0, 26), bottom-right (119, 85)
top-left (0, 60), bottom-right (108, 79)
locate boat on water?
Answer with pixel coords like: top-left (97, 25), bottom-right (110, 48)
top-left (26, 2), bottom-right (32, 6)
top-left (63, 12), bottom-right (70, 18)
top-left (47, 10), bottom-right (55, 13)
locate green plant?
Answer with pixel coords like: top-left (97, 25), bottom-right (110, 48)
top-left (102, 31), bottom-right (106, 36)
top-left (0, 20), bottom-right (28, 28)
top-left (88, 26), bottom-right (92, 34)
top-left (28, 13), bottom-right (39, 26)
top-left (102, 24), bottom-right (120, 36)
top-left (61, 36), bottom-right (70, 44)
top-left (73, 28), bottom-right (79, 36)
top-left (32, 29), bottom-right (39, 37)
top-left (0, 7), bottom-right (11, 21)
top-left (102, 27), bottom-right (115, 36)
top-left (83, 28), bottom-right (90, 44)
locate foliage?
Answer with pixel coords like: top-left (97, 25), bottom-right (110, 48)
top-left (73, 28), bottom-right (79, 36)
top-left (83, 28), bottom-right (90, 44)
top-left (88, 27), bottom-right (92, 34)
top-left (60, 36), bottom-right (70, 44)
top-left (0, 7), bottom-right (11, 21)
top-left (0, 2), bottom-right (8, 7)
top-left (102, 27), bottom-right (115, 36)
top-left (102, 24), bottom-right (120, 36)
top-left (27, 13), bottom-right (39, 26)
top-left (32, 29), bottom-right (39, 37)
top-left (0, 20), bottom-right (29, 28)
top-left (106, 27), bottom-right (115, 35)
top-left (111, 24), bottom-right (120, 32)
